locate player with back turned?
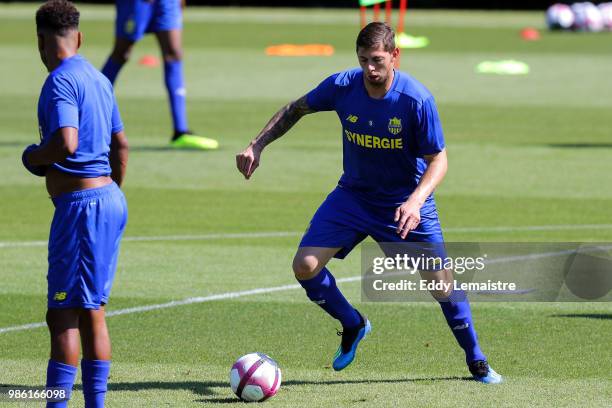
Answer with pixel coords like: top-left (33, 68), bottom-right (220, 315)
top-left (22, 1), bottom-right (128, 406)
top-left (236, 22), bottom-right (502, 383)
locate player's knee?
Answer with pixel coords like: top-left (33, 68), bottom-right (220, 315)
top-left (292, 255), bottom-right (320, 280)
top-left (429, 285), bottom-right (455, 300)
top-left (111, 44), bottom-right (134, 64)
top-left (111, 50), bottom-right (130, 65)
top-left (163, 48), bottom-right (183, 62)
top-left (430, 289), bottom-right (453, 300)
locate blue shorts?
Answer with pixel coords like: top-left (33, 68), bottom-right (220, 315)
top-left (115, 0), bottom-right (182, 41)
top-left (48, 183), bottom-right (128, 309)
top-left (300, 187), bottom-right (445, 260)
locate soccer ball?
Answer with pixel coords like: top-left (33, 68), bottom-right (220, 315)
top-left (546, 3), bottom-right (575, 30)
top-left (599, 3), bottom-right (612, 30)
top-left (572, 2), bottom-right (604, 32)
top-left (229, 353), bottom-right (281, 402)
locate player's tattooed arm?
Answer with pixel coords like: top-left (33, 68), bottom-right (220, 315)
top-left (236, 95), bottom-right (315, 180)
top-left (251, 95), bottom-right (315, 150)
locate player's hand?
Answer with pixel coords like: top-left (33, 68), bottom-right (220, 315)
top-left (236, 143), bottom-right (262, 180)
top-left (394, 198), bottom-right (422, 239)
top-left (22, 144), bottom-right (47, 177)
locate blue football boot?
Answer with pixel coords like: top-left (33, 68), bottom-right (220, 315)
top-left (469, 360), bottom-right (503, 384)
top-left (332, 311), bottom-right (371, 371)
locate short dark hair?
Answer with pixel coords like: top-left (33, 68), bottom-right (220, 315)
top-left (36, 0), bottom-right (80, 35)
top-left (356, 22), bottom-right (395, 53)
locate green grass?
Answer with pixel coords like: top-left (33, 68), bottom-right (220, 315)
top-left (1, 4), bottom-right (611, 407)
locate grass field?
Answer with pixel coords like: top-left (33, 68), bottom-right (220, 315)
top-left (1, 3), bottom-right (612, 407)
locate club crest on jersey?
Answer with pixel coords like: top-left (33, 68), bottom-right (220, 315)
top-left (388, 117), bottom-right (402, 135)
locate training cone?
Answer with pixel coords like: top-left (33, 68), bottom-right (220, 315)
top-left (396, 32), bottom-right (429, 49)
top-left (520, 27), bottom-right (541, 41)
top-left (138, 55), bottom-right (160, 67)
top-left (265, 44), bottom-right (335, 57)
top-left (476, 60), bottom-right (530, 75)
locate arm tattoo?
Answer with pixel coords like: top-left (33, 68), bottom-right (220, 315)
top-left (253, 95), bottom-right (315, 148)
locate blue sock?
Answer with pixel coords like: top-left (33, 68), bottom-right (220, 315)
top-left (81, 359), bottom-right (111, 408)
top-left (45, 360), bottom-right (77, 408)
top-left (164, 60), bottom-right (189, 133)
top-left (438, 290), bottom-right (487, 363)
top-left (298, 267), bottom-right (361, 329)
top-left (101, 58), bottom-right (123, 85)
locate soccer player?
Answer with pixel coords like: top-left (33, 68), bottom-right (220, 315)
top-left (23, 1), bottom-right (129, 406)
top-left (236, 22), bottom-right (502, 383)
top-left (101, 0), bottom-right (218, 150)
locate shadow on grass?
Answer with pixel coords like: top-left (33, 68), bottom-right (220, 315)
top-left (551, 313), bottom-right (612, 320)
top-left (0, 141), bottom-right (29, 148)
top-left (2, 376), bottom-right (472, 404)
top-left (283, 377), bottom-right (471, 386)
top-left (129, 145), bottom-right (221, 153)
top-left (194, 377), bottom-right (472, 403)
top-left (194, 397), bottom-right (243, 404)
top-left (548, 143), bottom-right (612, 149)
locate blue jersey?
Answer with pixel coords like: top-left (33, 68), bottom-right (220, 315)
top-left (37, 54), bottom-right (123, 178)
top-left (306, 68), bottom-right (445, 212)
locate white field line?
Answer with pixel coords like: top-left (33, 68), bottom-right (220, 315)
top-left (445, 224), bottom-right (612, 233)
top-left (0, 231), bottom-right (300, 249)
top-left (2, 243), bottom-right (608, 335)
top-left (0, 276), bottom-right (361, 335)
top-left (0, 225), bottom-right (612, 334)
top-left (1, 224), bottom-right (611, 250)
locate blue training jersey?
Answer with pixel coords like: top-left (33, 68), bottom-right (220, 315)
top-left (37, 54), bottom-right (123, 178)
top-left (306, 67), bottom-right (445, 212)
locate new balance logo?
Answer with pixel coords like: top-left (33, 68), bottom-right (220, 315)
top-left (53, 292), bottom-right (67, 301)
top-left (346, 114), bottom-right (358, 123)
top-left (453, 323), bottom-right (470, 330)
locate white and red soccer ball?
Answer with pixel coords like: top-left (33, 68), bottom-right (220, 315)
top-left (546, 3), bottom-right (576, 30)
top-left (546, 2), bottom-right (612, 32)
top-left (599, 2), bottom-right (612, 30)
top-left (571, 2), bottom-right (604, 31)
top-left (229, 353), bottom-right (281, 402)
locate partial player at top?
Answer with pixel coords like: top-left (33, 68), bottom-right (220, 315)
top-left (101, 0), bottom-right (219, 150)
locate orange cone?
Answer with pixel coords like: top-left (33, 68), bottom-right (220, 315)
top-left (521, 27), bottom-right (541, 41)
top-left (138, 55), bottom-right (160, 67)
